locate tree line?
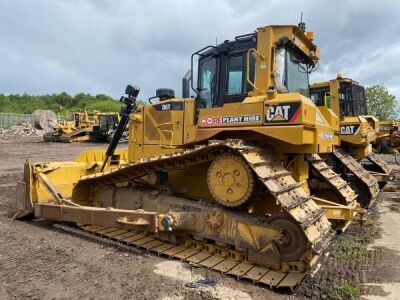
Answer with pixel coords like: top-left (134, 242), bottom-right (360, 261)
top-left (366, 85), bottom-right (399, 120)
top-left (0, 92), bottom-right (146, 114)
top-left (0, 86), bottom-right (397, 120)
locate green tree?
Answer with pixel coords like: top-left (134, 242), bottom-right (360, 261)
top-left (0, 92), bottom-right (124, 114)
top-left (85, 100), bottom-right (122, 112)
top-left (136, 99), bottom-right (146, 107)
top-left (366, 84), bottom-right (398, 120)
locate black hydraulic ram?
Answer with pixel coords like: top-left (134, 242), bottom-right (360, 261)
top-left (100, 85), bottom-right (140, 172)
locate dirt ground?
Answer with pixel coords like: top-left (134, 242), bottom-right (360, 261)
top-left (0, 136), bottom-right (399, 300)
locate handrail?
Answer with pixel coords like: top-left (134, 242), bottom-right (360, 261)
top-left (190, 45), bottom-right (217, 94)
top-left (157, 122), bottom-right (175, 149)
top-left (246, 48), bottom-right (265, 93)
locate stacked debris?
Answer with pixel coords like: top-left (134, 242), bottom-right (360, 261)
top-left (0, 121), bottom-right (42, 138)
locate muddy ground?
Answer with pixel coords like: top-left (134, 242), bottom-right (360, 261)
top-left (0, 136), bottom-right (399, 300)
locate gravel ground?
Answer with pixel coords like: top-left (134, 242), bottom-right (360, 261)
top-left (0, 136), bottom-right (399, 300)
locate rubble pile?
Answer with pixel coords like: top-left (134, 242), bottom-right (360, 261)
top-left (0, 121), bottom-right (42, 138)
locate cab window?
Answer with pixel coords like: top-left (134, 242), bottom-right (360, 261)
top-left (198, 57), bottom-right (217, 108)
top-left (227, 55), bottom-right (243, 94)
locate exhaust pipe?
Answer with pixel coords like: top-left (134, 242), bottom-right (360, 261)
top-left (182, 70), bottom-right (191, 98)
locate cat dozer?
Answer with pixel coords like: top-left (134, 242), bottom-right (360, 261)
top-left (16, 24), bottom-right (364, 289)
top-left (310, 75), bottom-right (390, 207)
top-left (43, 110), bottom-right (97, 142)
top-left (90, 112), bottom-right (121, 142)
top-left (375, 120), bottom-right (400, 153)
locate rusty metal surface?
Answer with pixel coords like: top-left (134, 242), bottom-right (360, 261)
top-left (33, 204), bottom-right (158, 232)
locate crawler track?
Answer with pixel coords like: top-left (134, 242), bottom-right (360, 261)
top-left (322, 149), bottom-right (379, 207)
top-left (365, 154), bottom-right (393, 175)
top-left (43, 128), bottom-right (91, 143)
top-left (71, 139), bottom-right (334, 288)
top-left (307, 154), bottom-right (358, 206)
top-left (77, 223), bottom-right (310, 289)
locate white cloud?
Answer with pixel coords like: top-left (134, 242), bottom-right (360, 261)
top-left (0, 0), bottom-right (399, 108)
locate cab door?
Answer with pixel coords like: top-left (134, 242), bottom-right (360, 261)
top-left (196, 51), bottom-right (262, 128)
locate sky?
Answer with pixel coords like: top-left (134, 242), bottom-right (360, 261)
top-left (1, 0), bottom-right (400, 112)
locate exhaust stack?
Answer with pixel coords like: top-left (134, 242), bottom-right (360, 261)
top-left (182, 70), bottom-right (191, 98)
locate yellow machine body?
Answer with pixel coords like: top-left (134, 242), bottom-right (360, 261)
top-left (310, 75), bottom-right (378, 159)
top-left (57, 110), bottom-right (96, 133)
top-left (310, 75), bottom-right (390, 203)
top-left (43, 110), bottom-right (98, 142)
top-left (43, 110), bottom-right (122, 143)
top-left (375, 120), bottom-right (400, 151)
top-left (16, 25), bottom-right (362, 289)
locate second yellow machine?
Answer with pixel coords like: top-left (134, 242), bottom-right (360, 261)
top-left (310, 76), bottom-right (392, 206)
top-left (16, 24), bottom-right (364, 288)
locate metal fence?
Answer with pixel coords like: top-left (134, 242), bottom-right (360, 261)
top-left (0, 112), bottom-right (31, 129)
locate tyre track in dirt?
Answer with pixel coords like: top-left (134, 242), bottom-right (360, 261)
top-left (296, 185), bottom-right (400, 299)
top-left (1, 136), bottom-right (399, 300)
top-left (0, 137), bottom-right (284, 300)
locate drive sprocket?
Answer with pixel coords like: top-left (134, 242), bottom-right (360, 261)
top-left (207, 153), bottom-right (255, 207)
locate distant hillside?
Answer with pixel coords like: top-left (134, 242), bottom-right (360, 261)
top-left (0, 92), bottom-right (146, 114)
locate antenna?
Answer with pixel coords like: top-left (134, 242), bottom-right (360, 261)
top-left (298, 12), bottom-right (306, 32)
top-left (215, 36), bottom-right (218, 46)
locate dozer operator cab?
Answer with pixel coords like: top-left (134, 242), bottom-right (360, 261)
top-left (65, 111), bottom-right (88, 128)
top-left (310, 76), bottom-right (368, 117)
top-left (193, 32), bottom-right (313, 109)
top-left (64, 112), bottom-right (83, 127)
top-left (99, 114), bottom-right (119, 132)
top-left (129, 25), bottom-right (338, 162)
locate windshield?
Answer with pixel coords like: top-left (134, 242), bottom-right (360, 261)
top-left (284, 49), bottom-right (310, 97)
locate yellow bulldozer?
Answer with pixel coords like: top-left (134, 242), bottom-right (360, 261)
top-left (90, 112), bottom-right (122, 142)
top-left (43, 110), bottom-right (97, 142)
top-left (309, 75), bottom-right (392, 206)
top-left (43, 110), bottom-right (122, 143)
top-left (16, 24), bottom-right (368, 289)
top-left (374, 120), bottom-right (400, 153)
